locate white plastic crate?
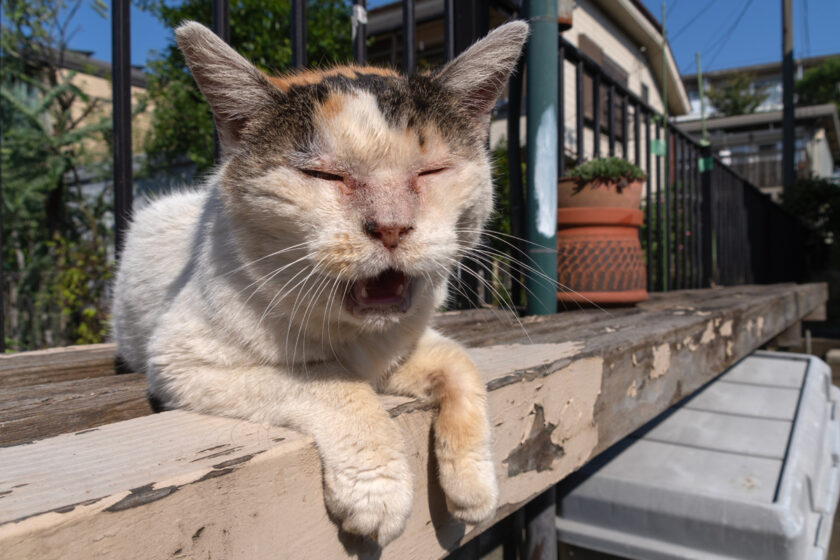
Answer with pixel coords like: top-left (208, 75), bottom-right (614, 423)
top-left (556, 351), bottom-right (840, 560)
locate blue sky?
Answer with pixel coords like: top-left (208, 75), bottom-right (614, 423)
top-left (57, 0), bottom-right (840, 73)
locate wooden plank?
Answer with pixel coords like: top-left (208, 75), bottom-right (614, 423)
top-left (0, 283), bottom-right (826, 560)
top-left (0, 374), bottom-right (152, 446)
top-left (0, 343), bottom-right (118, 388)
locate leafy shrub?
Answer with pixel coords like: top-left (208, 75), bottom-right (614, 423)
top-left (568, 157), bottom-right (647, 187)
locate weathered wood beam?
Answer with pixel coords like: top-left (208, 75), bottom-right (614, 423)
top-left (0, 283), bottom-right (826, 559)
top-left (0, 343), bottom-right (119, 388)
top-left (0, 374), bottom-right (151, 446)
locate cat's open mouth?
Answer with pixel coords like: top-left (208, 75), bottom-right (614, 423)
top-left (346, 268), bottom-right (412, 315)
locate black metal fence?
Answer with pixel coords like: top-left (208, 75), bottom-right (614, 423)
top-left (25, 0), bottom-right (806, 558)
top-left (108, 0), bottom-right (806, 308)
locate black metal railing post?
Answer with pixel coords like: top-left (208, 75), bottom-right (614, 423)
top-left (291, 0), bottom-right (306, 68)
top-left (112, 0), bottom-right (132, 258)
top-left (700, 144), bottom-right (714, 286)
top-left (352, 0), bottom-right (367, 63)
top-left (401, 0), bottom-right (415, 73)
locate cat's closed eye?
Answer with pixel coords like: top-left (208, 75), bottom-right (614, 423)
top-left (300, 168), bottom-right (343, 182)
top-left (418, 168), bottom-right (447, 177)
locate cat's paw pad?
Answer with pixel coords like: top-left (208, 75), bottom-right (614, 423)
top-left (439, 455), bottom-right (498, 524)
top-left (325, 459), bottom-right (414, 546)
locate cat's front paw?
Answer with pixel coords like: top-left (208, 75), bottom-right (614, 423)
top-left (324, 456), bottom-right (414, 545)
top-left (438, 453), bottom-right (498, 524)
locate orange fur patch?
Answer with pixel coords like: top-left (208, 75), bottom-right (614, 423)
top-left (269, 64), bottom-right (399, 92)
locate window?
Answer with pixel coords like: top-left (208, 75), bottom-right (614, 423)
top-left (579, 34), bottom-right (628, 138)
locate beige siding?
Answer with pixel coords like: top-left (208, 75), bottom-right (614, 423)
top-left (489, 0), bottom-right (668, 194)
top-left (59, 69), bottom-right (151, 159)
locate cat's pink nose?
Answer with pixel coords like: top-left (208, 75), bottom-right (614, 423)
top-left (364, 220), bottom-right (413, 250)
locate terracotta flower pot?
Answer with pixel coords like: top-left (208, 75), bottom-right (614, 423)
top-left (557, 177), bottom-right (644, 209)
top-left (556, 207), bottom-right (647, 305)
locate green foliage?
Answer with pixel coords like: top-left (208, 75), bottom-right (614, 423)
top-left (796, 57), bottom-right (840, 116)
top-left (140, 0), bottom-right (353, 174)
top-left (706, 73), bottom-right (769, 116)
top-left (1, 0), bottom-right (113, 350)
top-left (782, 175), bottom-right (840, 247)
top-left (568, 157), bottom-right (646, 185)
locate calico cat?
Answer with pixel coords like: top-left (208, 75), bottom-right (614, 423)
top-left (112, 20), bottom-right (528, 545)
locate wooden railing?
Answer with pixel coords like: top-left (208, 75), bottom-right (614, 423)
top-left (0, 283), bottom-right (828, 559)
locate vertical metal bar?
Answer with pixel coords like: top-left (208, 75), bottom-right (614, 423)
top-left (688, 144), bottom-right (696, 288)
top-left (525, 489), bottom-right (557, 560)
top-left (680, 137), bottom-right (689, 290)
top-left (607, 84), bottom-right (615, 156)
top-left (576, 61), bottom-right (584, 164)
top-left (558, 44), bottom-right (566, 178)
top-left (673, 136), bottom-right (680, 289)
top-left (508, 55), bottom-right (525, 308)
top-left (211, 0), bottom-right (230, 42)
top-left (211, 0), bottom-right (230, 162)
top-left (621, 95), bottom-right (628, 160)
top-left (634, 104), bottom-right (640, 166)
top-left (645, 111), bottom-right (653, 292)
top-left (655, 120), bottom-right (662, 291)
top-left (663, 126), bottom-right (670, 291)
top-left (112, 0), bottom-right (132, 258)
top-left (291, 0), bottom-right (307, 68)
top-left (402, 0), bottom-right (416, 74)
top-left (0, 112), bottom-right (4, 351)
top-left (592, 72), bottom-right (601, 158)
top-left (701, 144), bottom-right (714, 286)
top-left (352, 0), bottom-right (367, 64)
top-left (782, 0), bottom-right (795, 188)
top-left (524, 0), bottom-right (559, 315)
top-left (443, 0), bottom-right (455, 62)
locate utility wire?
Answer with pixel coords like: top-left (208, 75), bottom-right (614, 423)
top-left (679, 0), bottom-right (744, 72)
top-left (667, 0), bottom-right (680, 18)
top-left (704, 0), bottom-right (755, 71)
top-left (671, 0), bottom-right (719, 42)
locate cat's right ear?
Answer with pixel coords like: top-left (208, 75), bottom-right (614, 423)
top-left (175, 21), bottom-right (278, 154)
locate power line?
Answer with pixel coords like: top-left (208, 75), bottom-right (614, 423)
top-left (704, 0), bottom-right (756, 71)
top-left (671, 0), bottom-right (719, 42)
top-left (667, 0), bottom-right (680, 18)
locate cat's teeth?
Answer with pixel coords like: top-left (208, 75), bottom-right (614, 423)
top-left (396, 284), bottom-right (404, 296)
top-left (361, 287), bottom-right (369, 299)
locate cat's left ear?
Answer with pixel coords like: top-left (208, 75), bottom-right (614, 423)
top-left (434, 21), bottom-right (529, 119)
top-left (175, 21), bottom-right (279, 154)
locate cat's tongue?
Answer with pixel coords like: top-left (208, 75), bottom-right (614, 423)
top-left (348, 269), bottom-right (411, 314)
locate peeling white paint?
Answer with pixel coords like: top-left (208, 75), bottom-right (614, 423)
top-left (534, 105), bottom-right (557, 238)
top-left (695, 310), bottom-right (711, 316)
top-left (627, 379), bottom-right (638, 398)
top-left (720, 320), bottom-right (733, 337)
top-left (651, 343), bottom-right (670, 379)
top-left (757, 317), bottom-right (765, 337)
top-left (605, 326), bottom-right (616, 333)
top-left (700, 321), bottom-right (716, 344)
top-left (632, 353), bottom-right (638, 366)
top-left (747, 318), bottom-right (755, 335)
top-left (726, 340), bottom-right (734, 359)
top-left (683, 335), bottom-right (698, 352)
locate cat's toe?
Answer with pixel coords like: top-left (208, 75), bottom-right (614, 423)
top-left (439, 455), bottom-right (499, 524)
top-left (326, 459), bottom-right (414, 546)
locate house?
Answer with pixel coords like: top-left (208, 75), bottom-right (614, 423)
top-left (677, 55), bottom-right (840, 199)
top-left (25, 46), bottom-right (151, 159)
top-left (366, 0), bottom-right (690, 165)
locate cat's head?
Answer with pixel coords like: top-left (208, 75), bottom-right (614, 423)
top-left (176, 21), bottom-right (527, 331)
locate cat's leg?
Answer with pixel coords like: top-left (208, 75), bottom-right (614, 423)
top-left (151, 358), bottom-right (413, 545)
top-left (381, 329), bottom-right (497, 523)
